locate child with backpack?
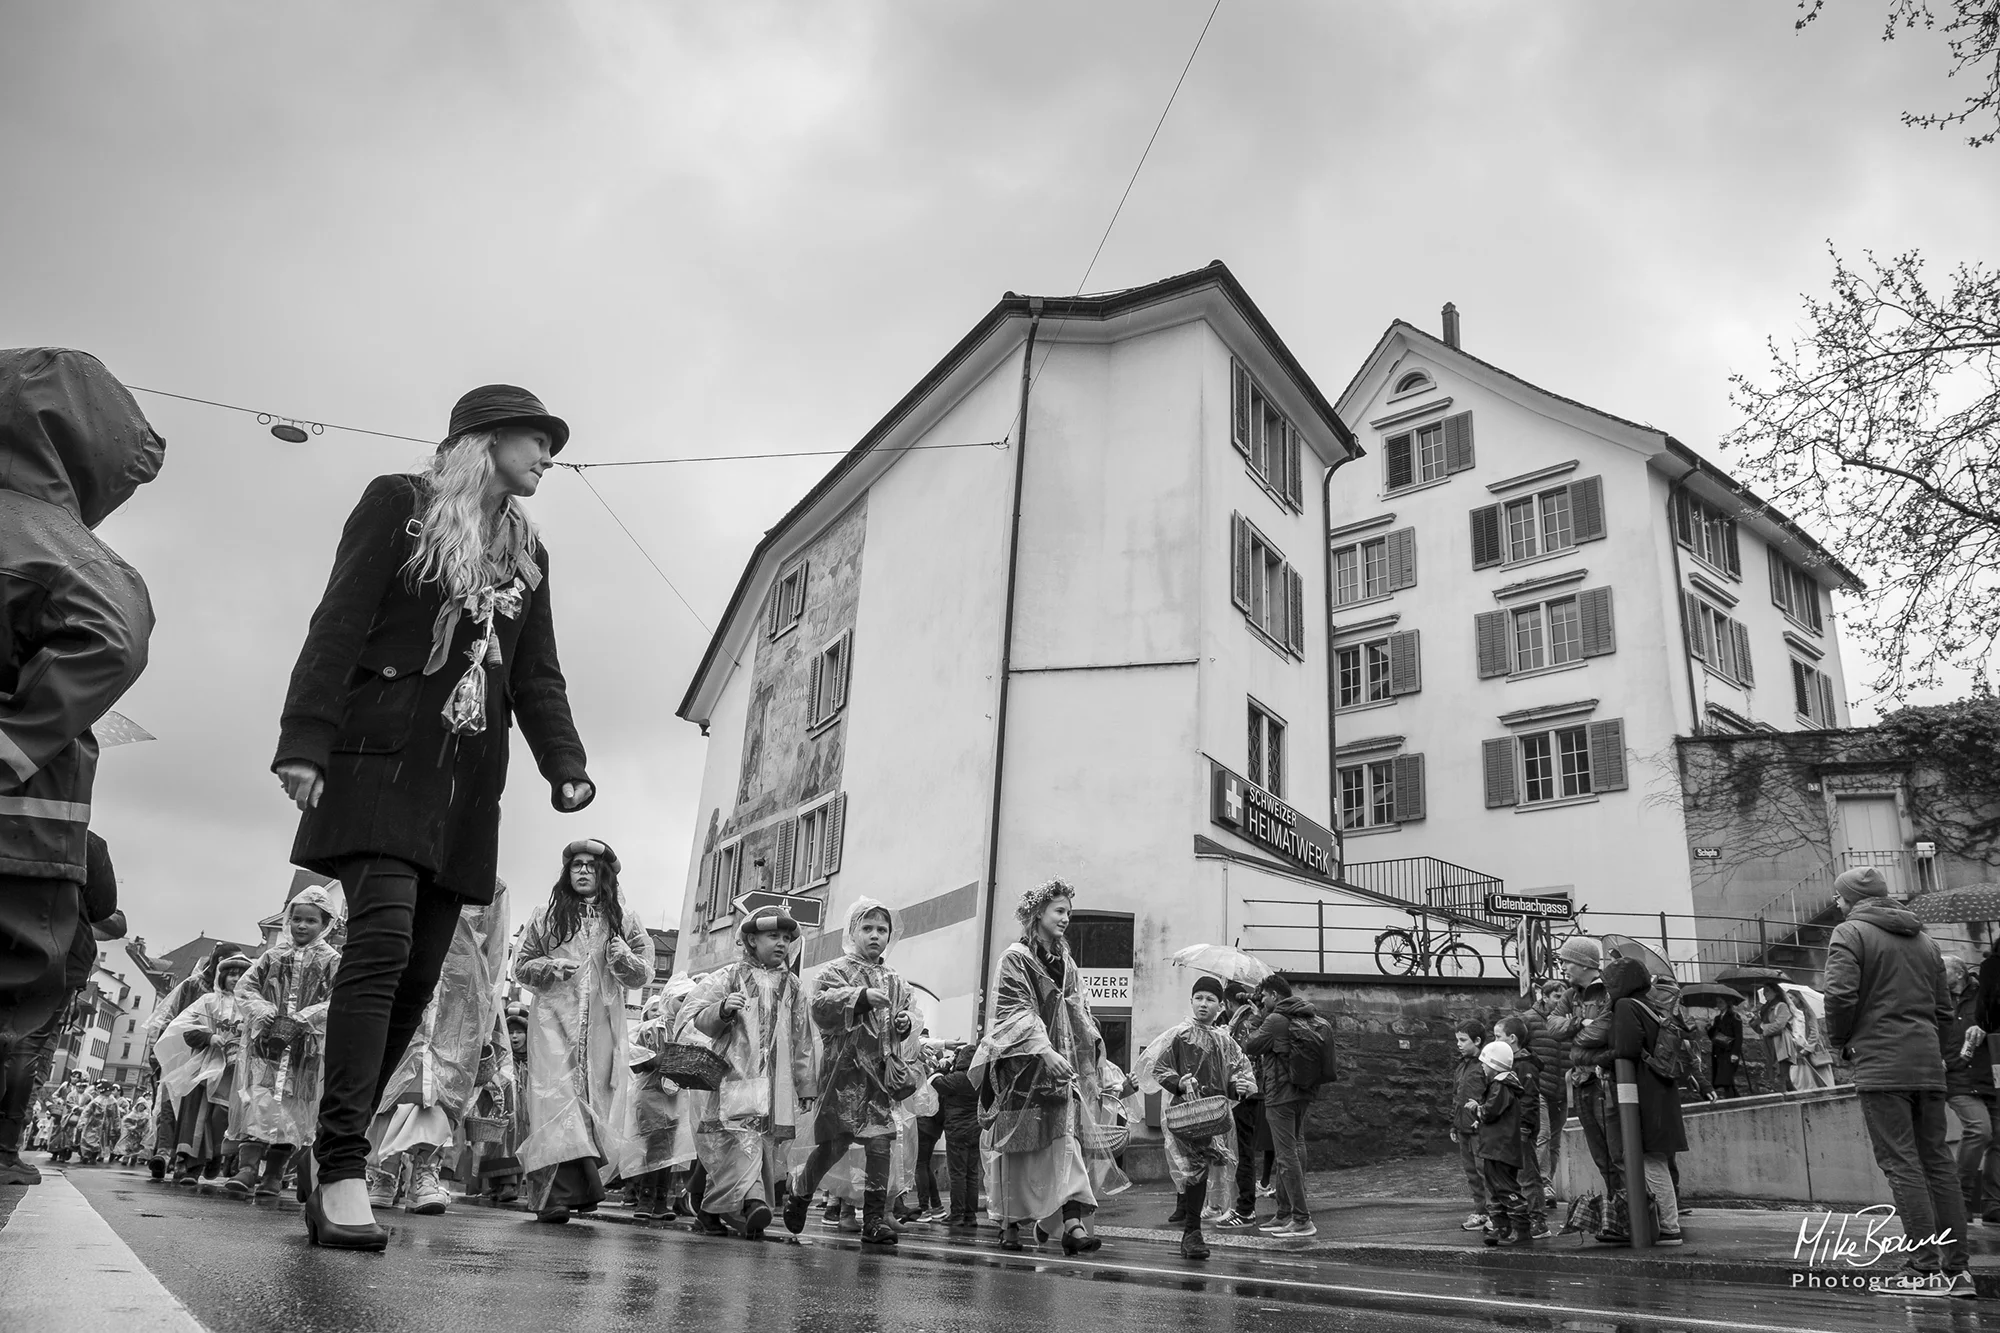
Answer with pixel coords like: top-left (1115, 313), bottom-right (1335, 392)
top-left (1496, 1015), bottom-right (1548, 1238)
top-left (1446, 1019), bottom-right (1491, 1232)
top-left (1473, 1040), bottom-right (1533, 1246)
top-left (1241, 975), bottom-right (1334, 1238)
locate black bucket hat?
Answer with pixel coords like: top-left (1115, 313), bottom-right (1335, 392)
top-left (444, 384), bottom-right (570, 455)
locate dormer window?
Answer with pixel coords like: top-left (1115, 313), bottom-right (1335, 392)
top-left (1393, 370), bottom-right (1434, 395)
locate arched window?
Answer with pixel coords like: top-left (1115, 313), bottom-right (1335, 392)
top-left (1394, 370), bottom-right (1433, 395)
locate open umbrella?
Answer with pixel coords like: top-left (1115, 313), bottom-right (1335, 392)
top-left (1715, 964), bottom-right (1789, 996)
top-left (1676, 982), bottom-right (1745, 1007)
top-left (1170, 944), bottom-right (1272, 986)
top-left (1600, 933), bottom-right (1672, 981)
top-left (1912, 884), bottom-right (2000, 925)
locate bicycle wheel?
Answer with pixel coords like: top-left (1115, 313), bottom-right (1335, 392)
top-left (1500, 933), bottom-right (1522, 979)
top-left (1374, 930), bottom-right (1420, 976)
top-left (1436, 942), bottom-right (1485, 979)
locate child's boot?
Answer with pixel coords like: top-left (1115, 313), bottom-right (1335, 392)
top-left (224, 1141), bottom-right (266, 1197)
top-left (861, 1189), bottom-right (899, 1245)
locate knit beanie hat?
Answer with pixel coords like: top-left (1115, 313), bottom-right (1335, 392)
top-left (1479, 1040), bottom-right (1515, 1075)
top-left (1191, 975), bottom-right (1225, 1001)
top-left (1834, 866), bottom-right (1890, 903)
top-left (1557, 934), bottom-right (1602, 968)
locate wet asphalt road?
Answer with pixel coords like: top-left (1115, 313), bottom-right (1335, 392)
top-left (59, 1165), bottom-right (1994, 1333)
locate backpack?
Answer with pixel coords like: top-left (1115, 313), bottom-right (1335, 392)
top-left (1636, 1001), bottom-right (1692, 1083)
top-left (1286, 1013), bottom-right (1339, 1090)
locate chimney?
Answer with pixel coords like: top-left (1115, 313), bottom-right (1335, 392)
top-left (1441, 302), bottom-right (1461, 350)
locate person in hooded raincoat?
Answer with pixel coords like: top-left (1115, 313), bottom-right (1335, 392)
top-left (679, 908), bottom-right (817, 1239)
top-left (612, 976), bottom-right (698, 1222)
top-left (514, 840), bottom-right (654, 1224)
top-left (227, 888), bottom-right (341, 1199)
top-left (156, 953), bottom-right (253, 1186)
top-left (142, 945), bottom-right (232, 1180)
top-left (78, 1081), bottom-right (119, 1163)
top-left (1132, 975), bottom-right (1256, 1260)
top-left (116, 1085), bottom-right (150, 1162)
top-left (366, 882), bottom-right (511, 1215)
top-left (779, 898), bottom-right (920, 1244)
top-left (478, 1004), bottom-right (532, 1203)
top-left (972, 879), bottom-right (1131, 1255)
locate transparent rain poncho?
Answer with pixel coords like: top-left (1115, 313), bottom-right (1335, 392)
top-left (514, 898), bottom-right (655, 1176)
top-left (611, 974), bottom-right (699, 1180)
top-left (156, 957), bottom-right (253, 1108)
top-left (1130, 1016), bottom-right (1255, 1188)
top-left (374, 888), bottom-right (512, 1155)
top-left (233, 905), bottom-right (341, 1147)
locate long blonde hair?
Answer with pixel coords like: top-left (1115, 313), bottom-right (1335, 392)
top-left (404, 432), bottom-right (538, 596)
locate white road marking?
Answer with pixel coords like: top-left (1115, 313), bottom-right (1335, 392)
top-left (0, 1170), bottom-right (207, 1332)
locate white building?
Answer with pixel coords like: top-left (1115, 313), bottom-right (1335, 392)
top-left (1330, 308), bottom-right (1862, 962)
top-left (672, 264), bottom-right (1497, 1054)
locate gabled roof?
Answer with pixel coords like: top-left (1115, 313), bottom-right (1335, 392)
top-left (154, 934), bottom-right (259, 984)
top-left (1339, 320), bottom-right (1862, 592)
top-left (677, 261), bottom-right (1359, 723)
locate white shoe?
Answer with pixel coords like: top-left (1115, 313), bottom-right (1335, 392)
top-left (1284, 1221), bottom-right (1317, 1238)
top-left (1255, 1182), bottom-right (1275, 1198)
top-left (1257, 1217), bottom-right (1291, 1232)
top-left (404, 1157), bottom-right (449, 1215)
top-left (366, 1162), bottom-right (400, 1210)
top-left (1460, 1212), bottom-right (1488, 1231)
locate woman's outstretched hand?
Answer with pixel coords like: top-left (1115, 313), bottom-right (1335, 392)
top-left (275, 761), bottom-right (325, 811)
top-left (557, 780), bottom-right (595, 812)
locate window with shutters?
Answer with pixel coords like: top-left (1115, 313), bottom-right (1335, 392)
top-left (1474, 478), bottom-right (1599, 569)
top-left (1485, 718), bottom-right (1628, 809)
top-left (1336, 630), bottom-right (1420, 708)
top-left (705, 839), bottom-right (745, 922)
top-left (1230, 360), bottom-right (1305, 514)
top-left (1791, 659), bottom-right (1839, 727)
top-left (1231, 513), bottom-right (1306, 660)
top-left (806, 630), bottom-right (853, 729)
top-left (1684, 595), bottom-right (1754, 687)
top-left (1482, 591), bottom-right (1606, 678)
top-left (1331, 527), bottom-right (1416, 607)
top-left (1768, 552), bottom-right (1824, 634)
top-left (1672, 491), bottom-right (1742, 579)
top-left (791, 795), bottom-right (844, 889)
top-left (1247, 700), bottom-right (1284, 798)
top-left (769, 561), bottom-right (808, 638)
top-left (1337, 752), bottom-right (1426, 829)
top-left (1384, 411), bottom-right (1474, 492)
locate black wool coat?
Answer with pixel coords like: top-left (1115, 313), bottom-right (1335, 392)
top-left (273, 474), bottom-right (590, 902)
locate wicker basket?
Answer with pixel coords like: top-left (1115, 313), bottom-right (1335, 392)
top-left (463, 1113), bottom-right (508, 1145)
top-left (657, 1042), bottom-right (730, 1092)
top-left (1162, 1094), bottom-right (1230, 1143)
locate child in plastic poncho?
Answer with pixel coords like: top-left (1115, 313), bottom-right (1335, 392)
top-left (779, 897), bottom-right (920, 1244)
top-left (78, 1082), bottom-right (119, 1163)
top-left (367, 883), bottom-right (511, 1215)
top-left (972, 879), bottom-right (1131, 1256)
top-left (1133, 975), bottom-right (1256, 1261)
top-left (611, 975), bottom-right (698, 1223)
top-left (228, 888), bottom-right (341, 1200)
top-left (515, 840), bottom-right (655, 1224)
top-left (156, 953), bottom-right (254, 1186)
top-left (116, 1089), bottom-right (150, 1163)
top-left (142, 944), bottom-right (232, 1180)
top-left (679, 907), bottom-right (817, 1239)
top-left (478, 1005), bottom-right (531, 1203)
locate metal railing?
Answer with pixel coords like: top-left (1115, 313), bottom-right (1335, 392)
top-left (1690, 851), bottom-right (1940, 976)
top-left (1344, 856), bottom-right (1508, 930)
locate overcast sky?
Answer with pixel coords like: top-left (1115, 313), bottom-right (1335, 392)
top-left (4, 2), bottom-right (1991, 959)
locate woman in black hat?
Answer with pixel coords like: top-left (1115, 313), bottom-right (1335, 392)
top-left (273, 385), bottom-right (595, 1249)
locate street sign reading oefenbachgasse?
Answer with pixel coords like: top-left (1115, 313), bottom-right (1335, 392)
top-left (1484, 892), bottom-right (1575, 919)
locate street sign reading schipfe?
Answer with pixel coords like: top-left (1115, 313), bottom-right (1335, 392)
top-left (1483, 892), bottom-right (1575, 919)
top-left (1209, 761), bottom-right (1339, 879)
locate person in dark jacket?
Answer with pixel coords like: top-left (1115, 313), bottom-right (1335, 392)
top-left (1497, 1015), bottom-right (1546, 1236)
top-left (274, 386), bottom-right (595, 1251)
top-left (1824, 867), bottom-right (1969, 1295)
top-left (933, 1042), bottom-right (982, 1230)
top-left (1559, 936), bottom-right (1622, 1213)
top-left (1708, 995), bottom-right (1743, 1098)
top-left (1447, 1019), bottom-right (1491, 1230)
top-left (1242, 975), bottom-right (1320, 1237)
top-left (1942, 956), bottom-right (2000, 1223)
top-left (1602, 956), bottom-right (1687, 1245)
top-left (1474, 1040), bottom-right (1532, 1246)
top-left (1217, 982), bottom-right (1271, 1225)
top-left (1523, 981), bottom-right (1569, 1201)
top-left (0, 350), bottom-right (160, 1047)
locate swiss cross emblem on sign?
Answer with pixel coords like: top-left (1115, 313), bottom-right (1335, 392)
top-left (1222, 776), bottom-right (1245, 825)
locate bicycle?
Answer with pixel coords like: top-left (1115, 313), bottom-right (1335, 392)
top-left (1500, 905), bottom-right (1590, 983)
top-left (1374, 908), bottom-right (1484, 979)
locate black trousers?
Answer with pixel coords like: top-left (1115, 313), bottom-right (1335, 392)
top-left (0, 1002), bottom-right (64, 1153)
top-left (0, 876), bottom-right (79, 1044)
top-left (942, 1115), bottom-right (981, 1219)
top-left (915, 1114), bottom-right (943, 1208)
top-left (314, 857), bottom-right (462, 1184)
top-left (1233, 1099), bottom-right (1266, 1213)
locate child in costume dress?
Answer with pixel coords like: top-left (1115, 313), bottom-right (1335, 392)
top-left (156, 953), bottom-right (254, 1187)
top-left (229, 887), bottom-right (341, 1198)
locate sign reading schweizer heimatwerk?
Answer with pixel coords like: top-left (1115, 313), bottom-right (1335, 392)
top-left (1209, 760), bottom-right (1339, 880)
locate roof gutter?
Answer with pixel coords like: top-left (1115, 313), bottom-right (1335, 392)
top-left (973, 302), bottom-right (1041, 1036)
top-left (1668, 463), bottom-right (1703, 735)
top-left (1323, 447), bottom-right (1359, 863)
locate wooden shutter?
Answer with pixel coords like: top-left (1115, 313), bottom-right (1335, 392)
top-left (1732, 621), bottom-right (1754, 685)
top-left (1470, 504), bottom-right (1503, 569)
top-left (1571, 475), bottom-right (1606, 543)
top-left (1723, 522), bottom-right (1741, 576)
top-left (1587, 719), bottom-right (1628, 792)
top-left (1387, 527), bottom-right (1417, 590)
top-left (1806, 582), bottom-right (1822, 632)
top-left (1285, 565), bottom-right (1306, 656)
top-left (824, 794), bottom-right (847, 874)
top-left (1672, 490), bottom-right (1693, 545)
top-left (1682, 591), bottom-right (1707, 662)
top-left (792, 562), bottom-right (809, 619)
top-left (768, 586), bottom-right (782, 637)
top-left (697, 852), bottom-right (716, 917)
top-left (1443, 412), bottom-right (1475, 473)
top-left (1818, 673), bottom-right (1838, 727)
top-left (1392, 753), bottom-right (1426, 822)
top-left (1388, 629), bottom-right (1422, 695)
top-left (1285, 424), bottom-right (1305, 509)
top-left (1231, 362), bottom-right (1251, 457)
top-left (1385, 434), bottom-right (1414, 490)
top-left (1475, 610), bottom-right (1510, 678)
top-left (774, 820), bottom-right (797, 889)
top-left (807, 652), bottom-right (825, 726)
top-left (1483, 737), bottom-right (1518, 807)
top-left (832, 630), bottom-right (853, 711)
top-left (1769, 552), bottom-right (1787, 610)
top-left (1578, 586), bottom-right (1616, 657)
top-left (1231, 513), bottom-right (1252, 612)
